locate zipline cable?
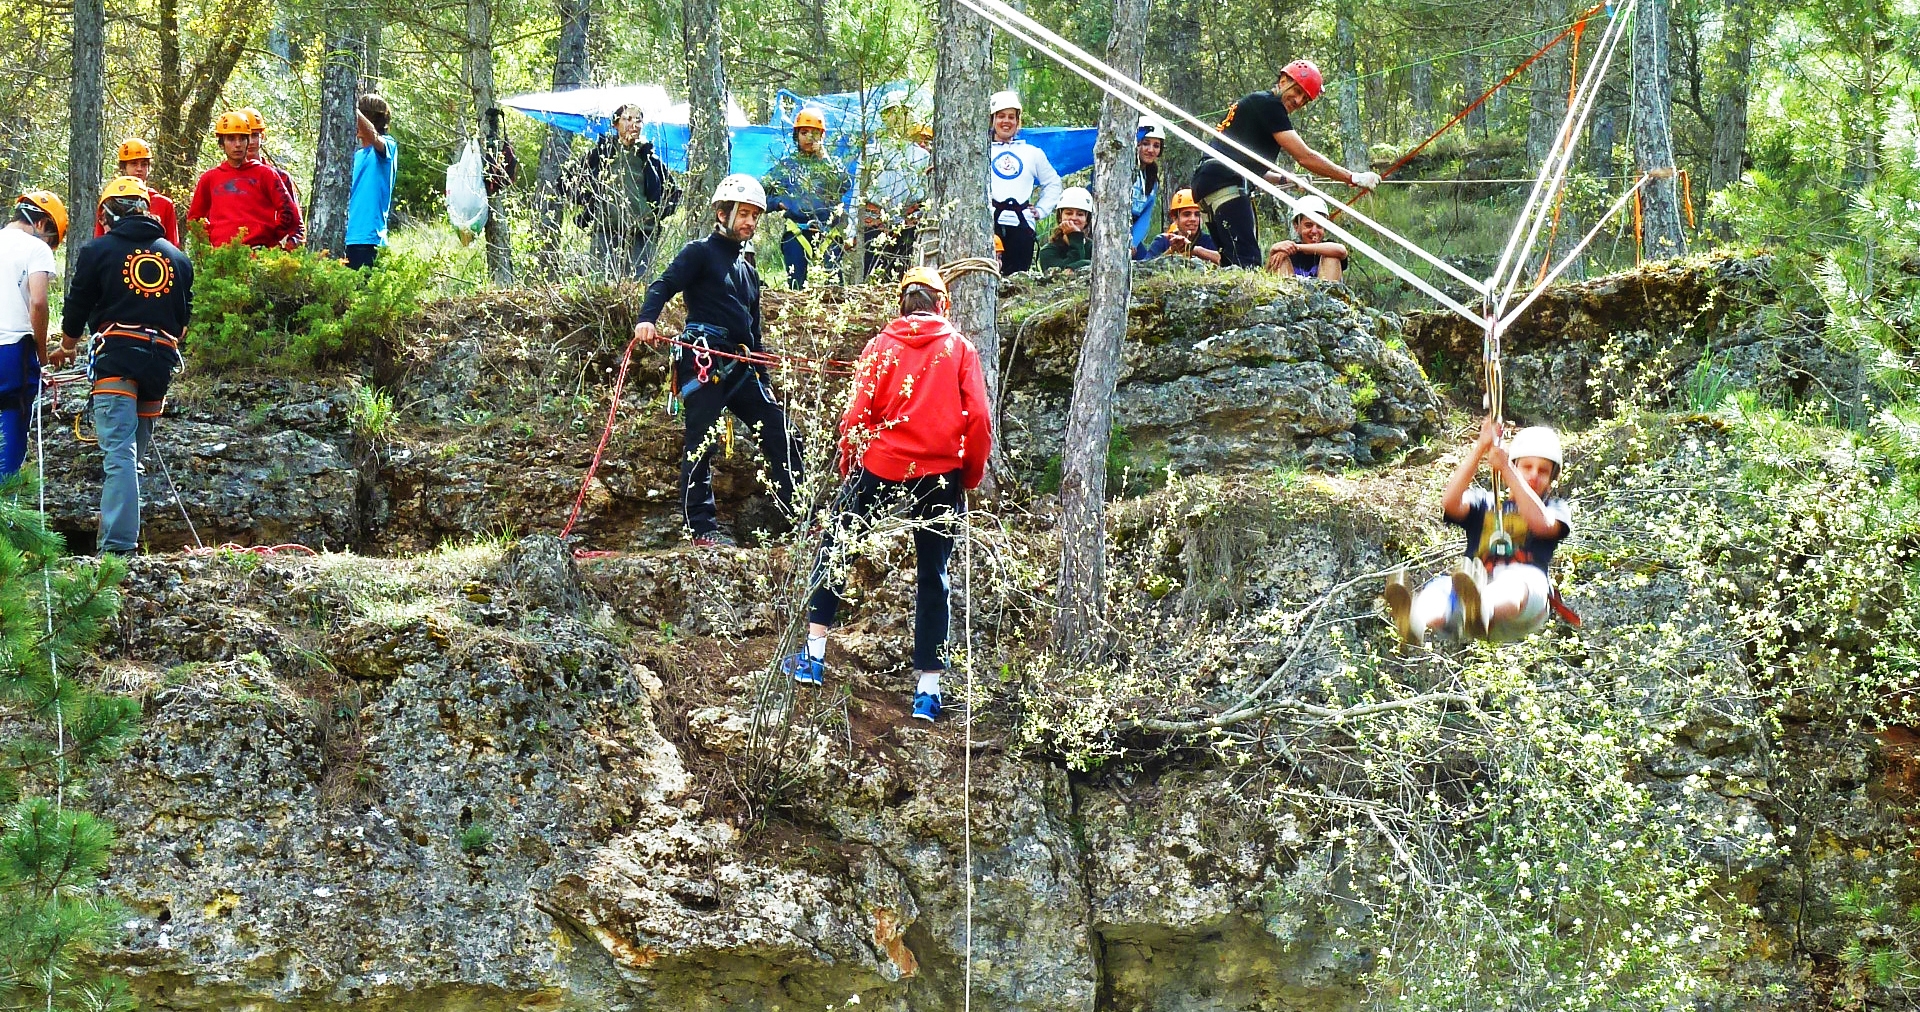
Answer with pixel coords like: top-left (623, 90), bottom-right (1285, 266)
top-left (1488, 0), bottom-right (1636, 317)
top-left (952, 0), bottom-right (1489, 298)
top-left (952, 0), bottom-right (1486, 321)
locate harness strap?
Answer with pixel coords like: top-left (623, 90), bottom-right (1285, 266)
top-left (1549, 585), bottom-right (1582, 626)
top-left (92, 376), bottom-right (139, 399)
top-left (138, 399), bottom-right (165, 419)
top-left (98, 324), bottom-right (179, 349)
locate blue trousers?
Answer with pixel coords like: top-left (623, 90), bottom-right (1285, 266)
top-left (94, 393), bottom-right (154, 553)
top-left (0, 340), bottom-right (40, 480)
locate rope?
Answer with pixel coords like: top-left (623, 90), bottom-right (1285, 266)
top-left (1372, 6), bottom-right (1604, 188)
top-left (30, 390), bottom-right (64, 814)
top-left (952, 0), bottom-right (1488, 321)
top-left (184, 543), bottom-right (319, 557)
top-left (151, 439), bottom-right (205, 550)
top-left (558, 330), bottom-right (646, 545)
top-left (961, 505), bottom-right (975, 1012)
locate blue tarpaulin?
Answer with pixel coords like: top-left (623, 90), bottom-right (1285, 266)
top-left (505, 83), bottom-right (1099, 181)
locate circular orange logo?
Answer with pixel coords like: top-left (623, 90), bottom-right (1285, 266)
top-left (122, 250), bottom-right (173, 298)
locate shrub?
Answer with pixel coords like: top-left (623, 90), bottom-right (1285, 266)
top-left (186, 223), bottom-right (428, 374)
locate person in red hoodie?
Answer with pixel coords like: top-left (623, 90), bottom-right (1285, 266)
top-left (93, 139), bottom-right (179, 248)
top-left (782, 266), bottom-right (993, 723)
top-left (186, 111), bottom-right (303, 248)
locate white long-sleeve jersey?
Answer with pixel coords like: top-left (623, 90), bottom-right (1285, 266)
top-left (988, 138), bottom-right (1062, 224)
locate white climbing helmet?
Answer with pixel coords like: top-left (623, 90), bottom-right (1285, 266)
top-left (710, 173), bottom-right (767, 211)
top-left (1290, 194), bottom-right (1331, 223)
top-left (1137, 115), bottom-right (1166, 141)
top-left (1058, 186), bottom-right (1094, 214)
top-left (990, 90), bottom-right (1024, 115)
top-left (1507, 425), bottom-right (1564, 472)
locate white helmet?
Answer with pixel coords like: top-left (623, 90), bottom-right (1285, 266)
top-left (1290, 194), bottom-right (1331, 222)
top-left (711, 173), bottom-right (767, 211)
top-left (1507, 426), bottom-right (1564, 472)
top-left (1058, 186), bottom-right (1094, 214)
top-left (990, 90), bottom-right (1023, 115)
top-left (1137, 115), bottom-right (1166, 141)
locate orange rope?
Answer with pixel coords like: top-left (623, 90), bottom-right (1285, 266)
top-left (1678, 169), bottom-right (1695, 228)
top-left (1535, 17), bottom-right (1590, 283)
top-left (1632, 189), bottom-right (1643, 264)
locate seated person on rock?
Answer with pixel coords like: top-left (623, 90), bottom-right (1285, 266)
top-left (781, 266), bottom-right (993, 724)
top-left (1134, 188), bottom-right (1220, 264)
top-left (1037, 186), bottom-right (1094, 272)
top-left (1265, 194), bottom-right (1347, 281)
top-left (1383, 417), bottom-right (1571, 644)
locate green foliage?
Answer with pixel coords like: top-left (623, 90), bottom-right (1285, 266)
top-left (186, 224), bottom-right (429, 374)
top-left (1684, 352), bottom-right (1733, 412)
top-left (0, 474), bottom-right (135, 1012)
top-left (457, 822), bottom-right (493, 855)
top-left (350, 383), bottom-right (398, 442)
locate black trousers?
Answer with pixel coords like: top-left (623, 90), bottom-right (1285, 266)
top-left (1192, 162), bottom-right (1264, 268)
top-left (993, 198), bottom-right (1037, 274)
top-left (806, 470), bottom-right (965, 672)
top-left (676, 359), bottom-right (802, 537)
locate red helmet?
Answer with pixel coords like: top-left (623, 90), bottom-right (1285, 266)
top-left (1281, 59), bottom-right (1324, 101)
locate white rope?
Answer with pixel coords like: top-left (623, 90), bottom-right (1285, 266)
top-left (1497, 175), bottom-right (1653, 333)
top-left (951, 0), bottom-right (1489, 321)
top-left (1489, 0), bottom-right (1637, 313)
top-left (961, 505), bottom-right (974, 1012)
top-left (31, 389), bottom-right (63, 809)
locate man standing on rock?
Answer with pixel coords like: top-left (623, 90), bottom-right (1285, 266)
top-left (0, 190), bottom-right (66, 481)
top-left (631, 174), bottom-right (802, 548)
top-left (1188, 60), bottom-right (1379, 268)
top-left (50, 177), bottom-right (193, 556)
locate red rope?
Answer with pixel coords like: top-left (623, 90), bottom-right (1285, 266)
top-left (185, 543), bottom-right (320, 557)
top-left (557, 329), bottom-right (855, 553)
top-left (1348, 3), bottom-right (1605, 211)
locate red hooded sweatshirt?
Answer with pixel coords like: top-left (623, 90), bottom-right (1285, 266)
top-left (186, 159), bottom-right (303, 248)
top-left (839, 312), bottom-right (994, 489)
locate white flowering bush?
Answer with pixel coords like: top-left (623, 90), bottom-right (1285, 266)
top-left (1011, 391), bottom-right (1920, 1008)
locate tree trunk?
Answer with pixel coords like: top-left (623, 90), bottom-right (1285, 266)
top-left (1410, 59), bottom-right (1434, 137)
top-left (1333, 1), bottom-right (1366, 170)
top-left (0, 114), bottom-right (28, 202)
top-left (1706, 0), bottom-right (1753, 195)
top-left (533, 0), bottom-right (592, 274)
top-left (1587, 81), bottom-right (1619, 177)
top-left (1631, 0), bottom-right (1686, 260)
top-left (1005, 0), bottom-right (1026, 92)
top-left (68, 0), bottom-right (106, 275)
top-left (1464, 49), bottom-right (1487, 134)
top-left (150, 0), bottom-right (267, 196)
top-left (931, 0), bottom-right (1003, 493)
top-left (1525, 0), bottom-right (1568, 168)
top-left (307, 18), bottom-right (364, 257)
top-left (1052, 0), bottom-right (1147, 652)
top-left (1155, 0), bottom-right (1205, 221)
top-left (363, 21), bottom-right (382, 88)
top-left (683, 0), bottom-right (730, 246)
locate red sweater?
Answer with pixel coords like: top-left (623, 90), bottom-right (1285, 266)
top-left (838, 313), bottom-right (994, 489)
top-left (94, 191), bottom-right (179, 248)
top-left (187, 160), bottom-right (303, 248)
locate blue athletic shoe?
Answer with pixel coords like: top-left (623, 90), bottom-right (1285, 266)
top-left (782, 652), bottom-right (825, 686)
top-left (912, 692), bottom-right (942, 723)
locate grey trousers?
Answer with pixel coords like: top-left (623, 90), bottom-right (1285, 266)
top-left (94, 393), bottom-right (153, 554)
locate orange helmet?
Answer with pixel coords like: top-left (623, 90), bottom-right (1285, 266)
top-left (240, 107), bottom-right (267, 133)
top-left (98, 176), bottom-right (152, 204)
top-left (213, 111), bottom-right (253, 136)
top-left (899, 265), bottom-right (947, 297)
top-left (793, 108), bottom-right (827, 133)
top-left (116, 138), bottom-right (153, 162)
top-left (16, 190), bottom-right (69, 247)
top-left (1167, 188), bottom-right (1200, 213)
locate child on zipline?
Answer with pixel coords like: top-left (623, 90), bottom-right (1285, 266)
top-left (781, 266), bottom-right (993, 723)
top-left (1384, 416), bottom-right (1571, 643)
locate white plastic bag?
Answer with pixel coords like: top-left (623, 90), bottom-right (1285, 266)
top-left (446, 140), bottom-right (488, 235)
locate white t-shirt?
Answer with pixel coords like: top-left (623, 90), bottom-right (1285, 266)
top-left (0, 226), bottom-right (56, 346)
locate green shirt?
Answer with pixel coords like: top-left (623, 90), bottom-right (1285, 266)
top-left (1038, 232), bottom-right (1092, 271)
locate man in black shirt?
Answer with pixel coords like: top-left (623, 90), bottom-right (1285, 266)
top-left (632, 173), bottom-right (802, 547)
top-left (51, 176), bottom-right (193, 555)
top-left (1188, 59), bottom-right (1381, 268)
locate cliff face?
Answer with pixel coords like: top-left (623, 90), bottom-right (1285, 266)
top-left (62, 259), bottom-right (1917, 1009)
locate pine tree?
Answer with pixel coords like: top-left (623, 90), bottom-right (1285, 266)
top-left (0, 472), bottom-right (136, 1012)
